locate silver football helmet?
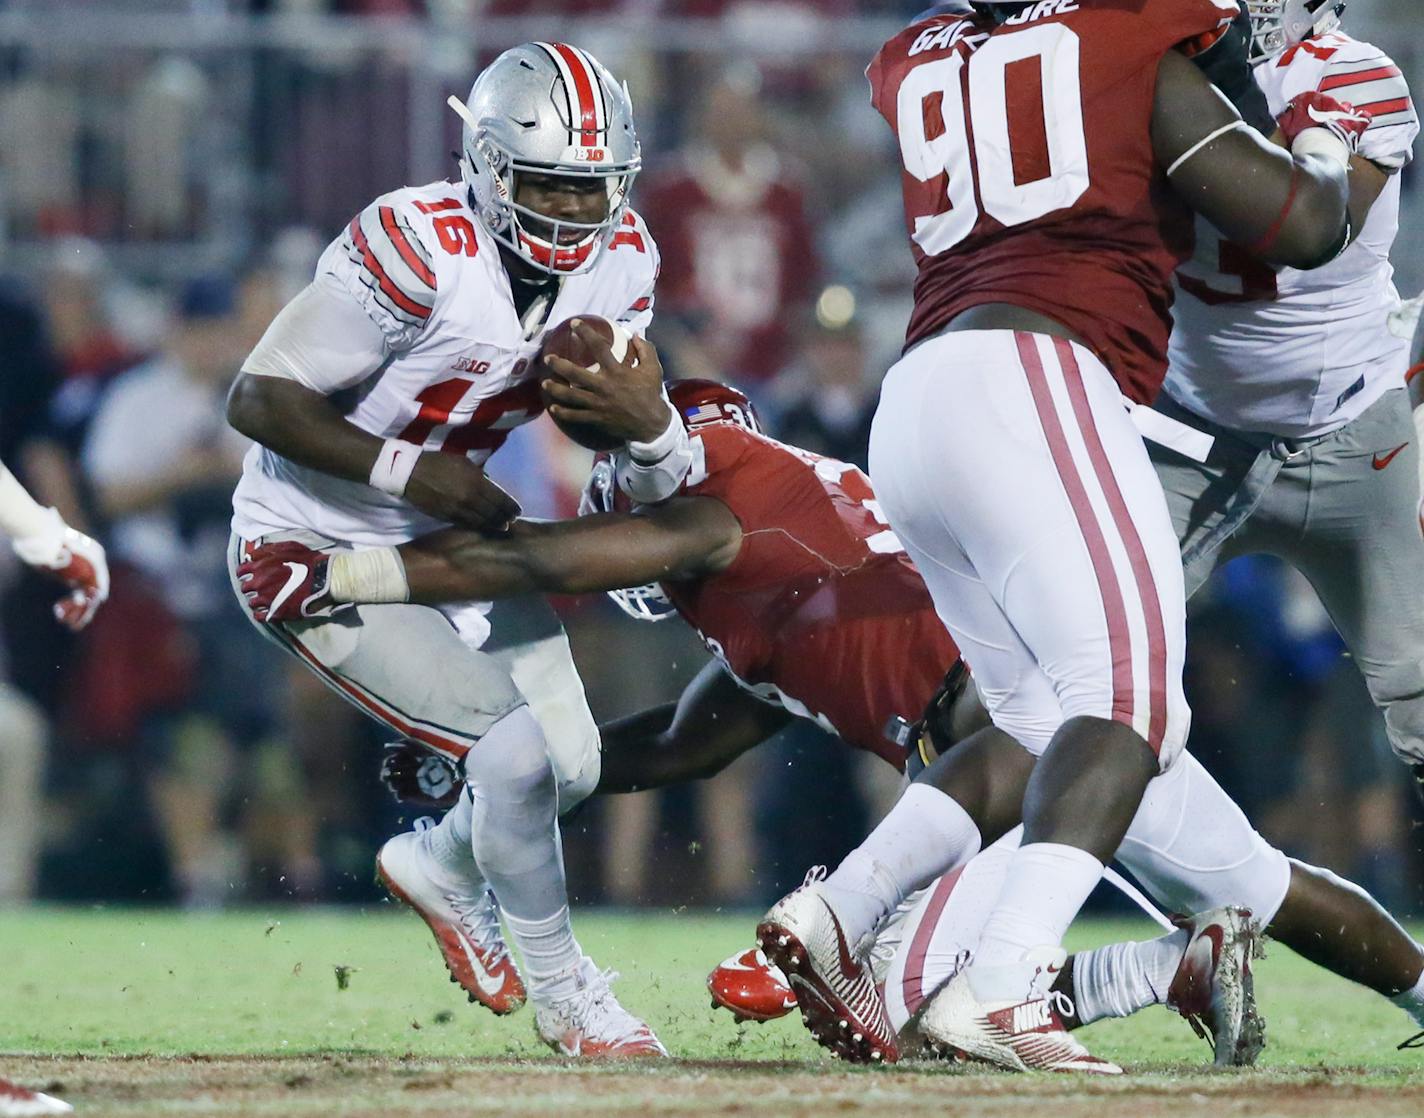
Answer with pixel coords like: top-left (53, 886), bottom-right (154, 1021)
top-left (448, 42), bottom-right (641, 275)
top-left (1244, 1), bottom-right (1346, 62)
top-left (579, 458), bottom-right (678, 622)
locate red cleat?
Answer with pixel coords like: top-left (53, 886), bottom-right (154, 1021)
top-left (708, 948), bottom-right (797, 1023)
top-left (376, 830), bottom-right (527, 1015)
top-left (0, 1077), bottom-right (72, 1116)
top-left (757, 868), bottom-right (900, 1063)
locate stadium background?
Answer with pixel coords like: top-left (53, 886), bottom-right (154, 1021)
top-left (0, 0), bottom-right (1420, 924)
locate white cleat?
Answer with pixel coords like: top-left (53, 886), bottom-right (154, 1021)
top-left (376, 829), bottom-right (526, 1015)
top-left (1167, 906), bottom-right (1264, 1067)
top-left (534, 959), bottom-right (668, 1059)
top-left (0, 1078), bottom-right (72, 1116)
top-left (756, 868), bottom-right (899, 1064)
top-left (921, 947), bottom-right (1122, 1074)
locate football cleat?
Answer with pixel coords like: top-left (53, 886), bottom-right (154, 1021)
top-left (534, 960), bottom-right (668, 1059)
top-left (0, 1078), bottom-right (72, 1116)
top-left (1167, 906), bottom-right (1265, 1067)
top-left (707, 948), bottom-right (797, 1023)
top-left (920, 947), bottom-right (1123, 1074)
top-left (375, 829), bottom-right (526, 1015)
top-left (756, 868), bottom-right (900, 1063)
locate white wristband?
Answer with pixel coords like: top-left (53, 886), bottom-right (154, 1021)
top-left (627, 403), bottom-right (682, 464)
top-left (369, 439), bottom-right (421, 497)
top-left (327, 547), bottom-right (410, 604)
top-left (1292, 126), bottom-right (1351, 172)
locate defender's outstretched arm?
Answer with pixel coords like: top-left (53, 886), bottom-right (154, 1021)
top-left (598, 661), bottom-right (793, 793)
top-left (398, 498), bottom-right (741, 601)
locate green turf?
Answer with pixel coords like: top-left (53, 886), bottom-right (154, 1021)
top-left (1, 906), bottom-right (1420, 1070)
top-left (5, 907), bottom-right (1424, 1115)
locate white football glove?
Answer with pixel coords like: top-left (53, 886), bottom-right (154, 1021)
top-left (12, 507), bottom-right (111, 631)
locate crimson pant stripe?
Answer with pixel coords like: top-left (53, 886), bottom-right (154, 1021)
top-left (1015, 333), bottom-right (1136, 730)
top-left (251, 597), bottom-right (473, 759)
top-left (1053, 338), bottom-right (1168, 753)
top-left (899, 867), bottom-right (965, 1019)
top-left (550, 42), bottom-right (600, 144)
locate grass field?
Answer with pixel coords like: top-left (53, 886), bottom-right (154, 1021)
top-left (2, 907), bottom-right (1422, 1116)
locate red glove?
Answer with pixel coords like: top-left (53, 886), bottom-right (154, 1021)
top-left (1277, 91), bottom-right (1372, 153)
top-left (380, 741), bottom-right (463, 811)
top-left (12, 515), bottom-right (110, 632)
top-left (236, 540), bottom-right (339, 622)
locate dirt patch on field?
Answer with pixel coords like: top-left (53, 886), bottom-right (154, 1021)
top-left (5, 1055), bottom-right (1423, 1117)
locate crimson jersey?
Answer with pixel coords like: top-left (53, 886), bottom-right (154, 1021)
top-left (663, 423), bottom-right (960, 768)
top-left (867, 0), bottom-right (1237, 402)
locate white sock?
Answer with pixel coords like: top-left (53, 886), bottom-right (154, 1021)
top-left (973, 842), bottom-right (1104, 977)
top-left (1390, 965), bottom-right (1424, 1029)
top-left (1072, 928), bottom-right (1189, 1024)
top-left (426, 792), bottom-right (481, 883)
top-left (822, 784), bottom-right (981, 943)
top-left (505, 905), bottom-right (583, 1001)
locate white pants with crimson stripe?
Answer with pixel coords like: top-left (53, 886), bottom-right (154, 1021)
top-left (868, 329), bottom-right (1190, 766)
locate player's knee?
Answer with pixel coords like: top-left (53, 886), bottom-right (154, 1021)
top-left (1117, 756), bottom-right (1291, 922)
top-left (465, 706), bottom-right (556, 807)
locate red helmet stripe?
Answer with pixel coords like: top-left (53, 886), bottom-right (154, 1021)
top-left (550, 42), bottom-right (601, 145)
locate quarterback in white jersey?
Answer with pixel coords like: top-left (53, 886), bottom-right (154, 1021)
top-left (227, 43), bottom-right (674, 1059)
top-left (1171, 19), bottom-right (1418, 435)
top-left (1147, 1), bottom-right (1424, 777)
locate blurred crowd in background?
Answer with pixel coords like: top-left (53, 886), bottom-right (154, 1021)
top-left (0, 0), bottom-right (1421, 916)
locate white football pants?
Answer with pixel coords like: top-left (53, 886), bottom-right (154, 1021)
top-left (869, 330), bottom-right (1190, 764)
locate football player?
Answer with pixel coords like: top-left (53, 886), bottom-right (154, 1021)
top-left (224, 44), bottom-right (678, 1057)
top-left (748, 0), bottom-right (1368, 1071)
top-left (1159, 0), bottom-right (1424, 799)
top-left (238, 376), bottom-right (1424, 1067)
top-left (0, 460), bottom-right (101, 1116)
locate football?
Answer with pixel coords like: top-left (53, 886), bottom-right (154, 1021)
top-left (539, 315), bottom-right (632, 451)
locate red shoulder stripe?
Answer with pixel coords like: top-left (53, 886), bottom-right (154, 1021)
top-left (349, 216), bottom-right (432, 321)
top-left (379, 206), bottom-right (437, 290)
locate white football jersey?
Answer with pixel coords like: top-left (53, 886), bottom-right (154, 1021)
top-left (232, 181), bottom-right (659, 546)
top-left (1167, 32), bottom-right (1419, 438)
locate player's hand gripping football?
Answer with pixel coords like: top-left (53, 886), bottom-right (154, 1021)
top-left (404, 454), bottom-right (522, 534)
top-left (236, 540), bottom-right (340, 622)
top-left (1277, 91), bottom-right (1372, 154)
top-left (542, 322), bottom-right (672, 445)
top-left (11, 511), bottom-right (110, 632)
top-left (381, 741), bottom-right (463, 811)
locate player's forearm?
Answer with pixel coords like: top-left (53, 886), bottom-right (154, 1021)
top-left (598, 705), bottom-right (769, 792)
top-left (392, 529), bottom-right (556, 603)
top-left (0, 463), bottom-right (56, 541)
top-left (226, 374), bottom-right (384, 485)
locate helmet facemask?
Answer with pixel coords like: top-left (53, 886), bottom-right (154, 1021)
top-left (1244, 1), bottom-right (1346, 63)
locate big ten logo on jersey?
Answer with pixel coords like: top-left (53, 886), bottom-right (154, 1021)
top-left (895, 14), bottom-right (1089, 255)
top-left (450, 356), bottom-right (492, 375)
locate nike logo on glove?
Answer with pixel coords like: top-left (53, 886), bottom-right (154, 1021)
top-left (268, 561), bottom-right (310, 618)
top-left (1373, 444), bottom-right (1408, 471)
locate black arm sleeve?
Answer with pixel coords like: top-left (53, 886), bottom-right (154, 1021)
top-left (1190, 6), bottom-right (1276, 137)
